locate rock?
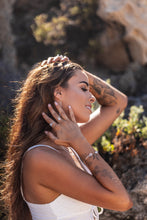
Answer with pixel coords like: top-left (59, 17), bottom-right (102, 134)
top-left (95, 25), bottom-right (130, 71)
top-left (141, 94), bottom-right (147, 115)
top-left (0, 0), bottom-right (20, 110)
top-left (0, 62), bottom-right (19, 110)
top-left (0, 0), bottom-right (17, 72)
top-left (100, 146), bottom-right (147, 220)
top-left (109, 68), bottom-right (137, 95)
top-left (119, 68), bottom-right (137, 94)
top-left (97, 0), bottom-right (147, 67)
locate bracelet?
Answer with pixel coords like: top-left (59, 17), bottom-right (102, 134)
top-left (84, 151), bottom-right (98, 162)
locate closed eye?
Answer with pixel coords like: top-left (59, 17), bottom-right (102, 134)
top-left (81, 87), bottom-right (88, 92)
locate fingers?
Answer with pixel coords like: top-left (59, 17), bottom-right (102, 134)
top-left (42, 112), bottom-right (57, 129)
top-left (52, 55), bottom-right (69, 63)
top-left (41, 55), bottom-right (69, 66)
top-left (54, 102), bottom-right (69, 121)
top-left (68, 105), bottom-right (76, 122)
top-left (60, 55), bottom-right (69, 62)
top-left (42, 102), bottom-right (69, 127)
top-left (45, 131), bottom-right (69, 147)
top-left (44, 131), bottom-right (57, 142)
top-left (48, 103), bottom-right (62, 122)
top-left (43, 103), bottom-right (76, 125)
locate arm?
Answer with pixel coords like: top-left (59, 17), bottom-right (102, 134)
top-left (29, 141), bottom-right (132, 211)
top-left (40, 104), bottom-right (133, 211)
top-left (79, 70), bottom-right (128, 144)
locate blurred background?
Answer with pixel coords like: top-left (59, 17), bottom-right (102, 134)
top-left (0, 0), bottom-right (147, 219)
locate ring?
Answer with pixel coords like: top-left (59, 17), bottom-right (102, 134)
top-left (57, 116), bottom-right (61, 121)
top-left (49, 122), bottom-right (54, 127)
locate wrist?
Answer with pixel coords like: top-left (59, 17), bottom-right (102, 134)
top-left (70, 136), bottom-right (95, 161)
top-left (70, 135), bottom-right (87, 149)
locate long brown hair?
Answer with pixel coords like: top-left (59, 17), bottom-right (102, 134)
top-left (1, 59), bottom-right (83, 220)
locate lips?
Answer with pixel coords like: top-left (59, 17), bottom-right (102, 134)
top-left (85, 105), bottom-right (92, 113)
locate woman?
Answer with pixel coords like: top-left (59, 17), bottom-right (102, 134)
top-left (2, 55), bottom-right (133, 220)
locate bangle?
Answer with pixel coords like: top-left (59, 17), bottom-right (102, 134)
top-left (84, 151), bottom-right (98, 162)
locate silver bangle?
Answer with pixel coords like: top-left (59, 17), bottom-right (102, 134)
top-left (84, 151), bottom-right (98, 162)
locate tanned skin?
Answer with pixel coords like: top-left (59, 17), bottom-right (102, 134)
top-left (22, 57), bottom-right (133, 212)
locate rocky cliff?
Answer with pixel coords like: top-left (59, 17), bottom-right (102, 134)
top-left (97, 0), bottom-right (147, 70)
top-left (0, 1), bottom-right (147, 219)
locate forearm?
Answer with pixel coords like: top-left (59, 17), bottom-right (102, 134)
top-left (71, 137), bottom-right (132, 210)
top-left (72, 137), bottom-right (125, 193)
top-left (79, 71), bottom-right (128, 144)
top-left (85, 70), bottom-right (127, 108)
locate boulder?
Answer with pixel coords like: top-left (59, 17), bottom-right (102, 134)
top-left (119, 68), bottom-right (137, 94)
top-left (97, 0), bottom-right (147, 69)
top-left (95, 25), bottom-right (130, 71)
top-left (100, 146), bottom-right (147, 220)
top-left (0, 0), bottom-right (17, 72)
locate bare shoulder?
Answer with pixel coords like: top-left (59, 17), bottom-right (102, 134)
top-left (22, 146), bottom-right (63, 203)
top-left (23, 146), bottom-right (61, 172)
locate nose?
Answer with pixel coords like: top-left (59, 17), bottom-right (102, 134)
top-left (89, 92), bottom-right (96, 104)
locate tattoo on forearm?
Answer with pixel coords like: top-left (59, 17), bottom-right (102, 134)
top-left (92, 167), bottom-right (120, 183)
top-left (85, 153), bottom-right (120, 183)
top-left (90, 78), bottom-right (117, 106)
top-left (93, 165), bottom-right (100, 176)
top-left (116, 108), bottom-right (121, 114)
top-left (85, 152), bottom-right (99, 166)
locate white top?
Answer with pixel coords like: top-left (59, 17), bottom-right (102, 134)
top-left (21, 145), bottom-right (103, 220)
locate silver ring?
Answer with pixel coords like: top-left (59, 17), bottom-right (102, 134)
top-left (57, 116), bottom-right (61, 121)
top-left (49, 122), bottom-right (54, 127)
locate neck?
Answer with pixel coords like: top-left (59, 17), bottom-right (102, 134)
top-left (37, 139), bottom-right (69, 153)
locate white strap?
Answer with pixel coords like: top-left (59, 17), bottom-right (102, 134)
top-left (25, 144), bottom-right (59, 153)
top-left (70, 147), bottom-right (92, 175)
top-left (21, 144), bottom-right (59, 201)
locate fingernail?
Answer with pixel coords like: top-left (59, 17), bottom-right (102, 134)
top-left (42, 112), bottom-right (45, 116)
top-left (45, 131), bottom-right (48, 135)
top-left (41, 60), bottom-right (47, 66)
top-left (48, 104), bottom-right (51, 107)
top-left (55, 101), bottom-right (58, 105)
top-left (47, 57), bottom-right (51, 64)
top-left (69, 105), bottom-right (71, 108)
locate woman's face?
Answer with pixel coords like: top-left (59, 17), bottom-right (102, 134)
top-left (60, 70), bottom-right (95, 123)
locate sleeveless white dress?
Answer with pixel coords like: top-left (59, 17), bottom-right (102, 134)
top-left (21, 145), bottom-right (103, 220)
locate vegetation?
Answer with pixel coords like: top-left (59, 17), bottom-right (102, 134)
top-left (94, 105), bottom-right (147, 158)
top-left (0, 110), bottom-right (10, 220)
top-left (0, 110), bottom-right (9, 159)
top-left (31, 0), bottom-right (103, 63)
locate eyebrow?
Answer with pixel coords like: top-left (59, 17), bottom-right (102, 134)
top-left (79, 81), bottom-right (89, 86)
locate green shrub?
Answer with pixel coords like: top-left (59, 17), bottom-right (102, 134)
top-left (31, 14), bottom-right (69, 46)
top-left (94, 105), bottom-right (147, 156)
top-left (31, 0), bottom-right (101, 61)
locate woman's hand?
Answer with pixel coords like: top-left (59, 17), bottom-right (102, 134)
top-left (41, 54), bottom-right (69, 66)
top-left (42, 102), bottom-right (84, 147)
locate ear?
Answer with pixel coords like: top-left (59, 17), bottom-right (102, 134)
top-left (54, 86), bottom-right (63, 101)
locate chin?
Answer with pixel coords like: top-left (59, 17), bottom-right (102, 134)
top-left (76, 115), bottom-right (90, 123)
